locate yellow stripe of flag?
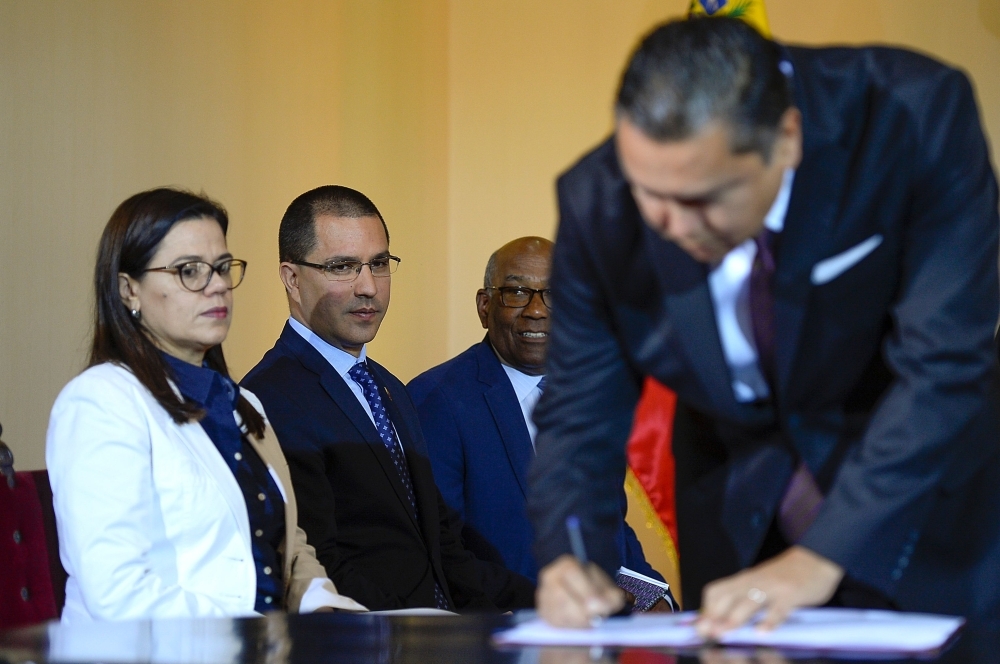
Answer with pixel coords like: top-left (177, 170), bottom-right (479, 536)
top-left (687, 0), bottom-right (771, 38)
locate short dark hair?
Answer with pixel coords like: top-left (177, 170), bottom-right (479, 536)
top-left (90, 187), bottom-right (264, 437)
top-left (483, 249), bottom-right (500, 289)
top-left (278, 185), bottom-right (389, 262)
top-left (615, 17), bottom-right (792, 157)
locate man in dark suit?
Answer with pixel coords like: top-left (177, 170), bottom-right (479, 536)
top-left (242, 185), bottom-right (534, 612)
top-left (408, 237), bottom-right (668, 601)
top-left (528, 18), bottom-right (1000, 633)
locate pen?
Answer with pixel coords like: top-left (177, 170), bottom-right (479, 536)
top-left (566, 515), bottom-right (609, 626)
top-left (566, 515), bottom-right (588, 565)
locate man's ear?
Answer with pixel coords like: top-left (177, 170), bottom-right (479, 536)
top-left (774, 106), bottom-right (803, 170)
top-left (476, 289), bottom-right (490, 330)
top-left (279, 263), bottom-right (302, 305)
top-left (118, 273), bottom-right (140, 312)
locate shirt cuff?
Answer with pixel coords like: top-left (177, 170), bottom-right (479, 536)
top-left (297, 578), bottom-right (369, 613)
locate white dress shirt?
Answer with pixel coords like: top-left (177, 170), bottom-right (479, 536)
top-left (707, 168), bottom-right (795, 402)
top-left (495, 349), bottom-right (545, 448)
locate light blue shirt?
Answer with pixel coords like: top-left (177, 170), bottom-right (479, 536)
top-left (707, 168), bottom-right (794, 402)
top-left (493, 346), bottom-right (544, 449)
top-left (287, 317), bottom-right (382, 428)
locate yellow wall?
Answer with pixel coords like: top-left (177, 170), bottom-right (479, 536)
top-left (2, 0), bottom-right (998, 472)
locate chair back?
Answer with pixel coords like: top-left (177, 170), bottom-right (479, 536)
top-left (0, 426), bottom-right (13, 489)
top-left (0, 423), bottom-right (65, 629)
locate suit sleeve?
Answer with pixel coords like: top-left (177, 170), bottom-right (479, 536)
top-left (249, 384), bottom-right (411, 610)
top-left (432, 486), bottom-right (536, 611)
top-left (799, 68), bottom-right (1000, 596)
top-left (528, 175), bottom-right (644, 575)
top-left (619, 490), bottom-right (665, 582)
top-left (385, 384), bottom-right (513, 612)
top-left (286, 524), bottom-right (368, 613)
top-left (46, 374), bottom-right (235, 620)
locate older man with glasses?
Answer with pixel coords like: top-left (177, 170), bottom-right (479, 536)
top-left (408, 237), bottom-right (676, 613)
top-left (241, 185), bottom-right (534, 613)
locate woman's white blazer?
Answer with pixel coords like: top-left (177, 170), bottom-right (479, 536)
top-left (46, 362), bottom-right (366, 621)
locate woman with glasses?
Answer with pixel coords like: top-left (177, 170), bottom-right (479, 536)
top-left (46, 188), bottom-right (366, 621)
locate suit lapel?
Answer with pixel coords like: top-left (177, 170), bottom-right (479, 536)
top-left (772, 60), bottom-right (853, 402)
top-left (278, 325), bottom-right (422, 533)
top-left (369, 363), bottom-right (428, 536)
top-left (318, 370), bottom-right (379, 441)
top-left (477, 341), bottom-right (533, 499)
top-left (374, 371), bottom-right (449, 596)
top-left (643, 230), bottom-right (748, 420)
top-left (321, 369), bottom-right (423, 533)
top-left (773, 143), bottom-right (848, 399)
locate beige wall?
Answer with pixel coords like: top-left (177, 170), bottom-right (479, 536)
top-left (2, 0), bottom-right (998, 469)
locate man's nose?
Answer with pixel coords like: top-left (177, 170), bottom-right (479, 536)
top-left (522, 290), bottom-right (549, 318)
top-left (353, 264), bottom-right (379, 296)
top-left (644, 199), bottom-right (696, 243)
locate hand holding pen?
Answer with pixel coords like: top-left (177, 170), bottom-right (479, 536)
top-left (535, 516), bottom-right (626, 628)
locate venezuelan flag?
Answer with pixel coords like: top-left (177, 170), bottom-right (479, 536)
top-left (687, 0), bottom-right (771, 37)
top-left (624, 378), bottom-right (683, 607)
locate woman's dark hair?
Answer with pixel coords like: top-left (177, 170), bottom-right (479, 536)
top-left (90, 187), bottom-right (265, 438)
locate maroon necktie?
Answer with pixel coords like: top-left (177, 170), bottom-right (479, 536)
top-left (749, 229), bottom-right (824, 543)
top-left (750, 230), bottom-right (777, 385)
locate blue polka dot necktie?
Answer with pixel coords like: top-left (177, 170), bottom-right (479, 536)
top-left (348, 361), bottom-right (449, 610)
top-left (536, 376), bottom-right (546, 393)
top-left (348, 361), bottom-right (419, 514)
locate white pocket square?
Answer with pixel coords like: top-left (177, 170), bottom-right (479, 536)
top-left (810, 234), bottom-right (883, 285)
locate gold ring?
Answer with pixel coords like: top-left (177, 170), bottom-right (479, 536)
top-left (747, 587), bottom-right (767, 604)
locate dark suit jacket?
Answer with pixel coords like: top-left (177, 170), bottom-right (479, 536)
top-left (408, 337), bottom-right (663, 583)
top-left (529, 45), bottom-right (1000, 616)
top-left (242, 323), bottom-right (534, 611)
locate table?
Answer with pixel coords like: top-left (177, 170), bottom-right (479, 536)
top-left (1, 610), bottom-right (997, 664)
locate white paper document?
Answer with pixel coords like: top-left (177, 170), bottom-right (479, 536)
top-left (494, 608), bottom-right (964, 655)
top-left (368, 608), bottom-right (457, 616)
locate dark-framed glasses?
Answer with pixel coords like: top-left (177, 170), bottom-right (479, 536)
top-left (291, 255), bottom-right (401, 282)
top-left (486, 286), bottom-right (552, 308)
top-left (142, 258), bottom-right (247, 292)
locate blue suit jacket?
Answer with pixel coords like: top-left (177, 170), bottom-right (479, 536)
top-left (529, 46), bottom-right (1000, 616)
top-left (408, 338), bottom-right (662, 584)
top-left (241, 324), bottom-right (534, 611)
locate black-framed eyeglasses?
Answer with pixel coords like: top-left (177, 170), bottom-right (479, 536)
top-left (142, 259), bottom-right (247, 292)
top-left (291, 255), bottom-right (401, 282)
top-left (485, 286), bottom-right (552, 308)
